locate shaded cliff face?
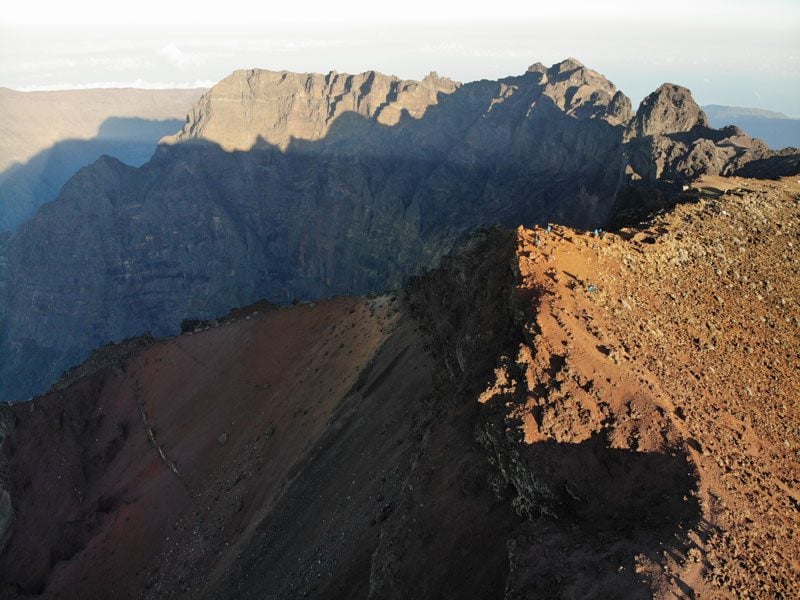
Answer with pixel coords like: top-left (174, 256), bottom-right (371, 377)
top-left (0, 59), bottom-right (634, 401)
top-left (1, 177), bottom-right (797, 599)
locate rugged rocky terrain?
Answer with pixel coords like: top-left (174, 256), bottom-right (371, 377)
top-left (0, 175), bottom-right (797, 598)
top-left (490, 175), bottom-right (800, 598)
top-left (0, 87), bottom-right (204, 231)
top-left (1, 59), bottom-right (798, 403)
top-left (623, 84), bottom-right (797, 191)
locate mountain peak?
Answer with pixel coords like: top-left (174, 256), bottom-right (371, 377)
top-left (529, 58), bottom-right (631, 125)
top-left (632, 82), bottom-right (709, 137)
top-left (526, 62), bottom-right (548, 74)
top-left (552, 57), bottom-right (585, 73)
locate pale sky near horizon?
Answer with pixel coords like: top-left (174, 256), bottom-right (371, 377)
top-left (2, 0), bottom-right (799, 116)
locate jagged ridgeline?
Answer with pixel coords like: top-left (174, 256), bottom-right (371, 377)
top-left (0, 59), bottom-right (796, 401)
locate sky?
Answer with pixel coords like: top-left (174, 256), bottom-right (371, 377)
top-left (2, 0), bottom-right (799, 116)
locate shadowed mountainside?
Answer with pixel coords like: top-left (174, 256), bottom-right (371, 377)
top-left (0, 118), bottom-right (184, 232)
top-left (0, 60), bottom-right (797, 403)
top-left (0, 228), bottom-right (701, 599)
top-left (0, 59), bottom-right (631, 401)
top-left (0, 87), bottom-right (203, 231)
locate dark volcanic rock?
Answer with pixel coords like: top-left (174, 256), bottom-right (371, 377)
top-left (733, 148), bottom-right (800, 178)
top-left (624, 85), bottom-right (774, 185)
top-left (616, 83), bottom-right (794, 219)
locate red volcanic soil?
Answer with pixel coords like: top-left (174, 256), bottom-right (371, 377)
top-left (0, 177), bottom-right (798, 599)
top-left (486, 175), bottom-right (799, 598)
top-left (0, 296), bottom-right (401, 598)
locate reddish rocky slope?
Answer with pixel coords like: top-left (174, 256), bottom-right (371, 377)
top-left (485, 175), bottom-right (799, 598)
top-left (1, 177), bottom-right (798, 598)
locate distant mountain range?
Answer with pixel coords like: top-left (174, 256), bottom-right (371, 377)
top-left (703, 104), bottom-right (800, 150)
top-left (0, 88), bottom-right (204, 231)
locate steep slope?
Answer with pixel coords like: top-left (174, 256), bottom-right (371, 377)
top-left (0, 294), bottom-right (410, 598)
top-left (1, 177), bottom-right (797, 599)
top-left (0, 88), bottom-right (204, 231)
top-left (1, 60), bottom-right (797, 403)
top-left (0, 229), bottom-right (521, 599)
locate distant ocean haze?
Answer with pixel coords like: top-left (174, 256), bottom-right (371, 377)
top-left (702, 104), bottom-right (800, 150)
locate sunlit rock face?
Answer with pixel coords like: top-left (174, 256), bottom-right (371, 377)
top-left (164, 69), bottom-right (460, 151)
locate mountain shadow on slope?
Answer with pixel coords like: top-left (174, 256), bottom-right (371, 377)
top-left (0, 117), bottom-right (184, 232)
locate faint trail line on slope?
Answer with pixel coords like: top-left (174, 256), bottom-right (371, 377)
top-left (132, 378), bottom-right (187, 490)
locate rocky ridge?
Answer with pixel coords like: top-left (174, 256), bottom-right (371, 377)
top-left (479, 175), bottom-right (800, 597)
top-left (164, 69), bottom-right (459, 150)
top-left (1, 59), bottom-right (798, 402)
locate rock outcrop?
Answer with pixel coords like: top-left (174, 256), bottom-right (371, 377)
top-left (630, 83), bottom-right (709, 137)
top-left (623, 84), bottom-right (779, 185)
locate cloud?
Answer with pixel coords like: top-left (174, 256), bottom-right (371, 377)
top-left (414, 42), bottom-right (523, 60)
top-left (157, 44), bottom-right (189, 67)
top-left (4, 55), bottom-right (149, 74)
top-left (14, 79), bottom-right (213, 91)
